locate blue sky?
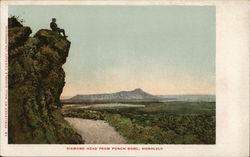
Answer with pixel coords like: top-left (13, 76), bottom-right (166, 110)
top-left (9, 5), bottom-right (215, 96)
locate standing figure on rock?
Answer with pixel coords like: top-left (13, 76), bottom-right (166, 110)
top-left (50, 18), bottom-right (67, 37)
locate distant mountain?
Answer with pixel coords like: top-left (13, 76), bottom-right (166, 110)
top-left (62, 89), bottom-right (216, 104)
top-left (66, 88), bottom-right (159, 103)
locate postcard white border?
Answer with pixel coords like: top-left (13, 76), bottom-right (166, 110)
top-left (1, 0), bottom-right (249, 156)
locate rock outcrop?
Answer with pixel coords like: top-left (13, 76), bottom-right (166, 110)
top-left (8, 17), bottom-right (83, 144)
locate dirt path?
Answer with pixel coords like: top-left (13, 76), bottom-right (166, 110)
top-left (65, 117), bottom-right (126, 144)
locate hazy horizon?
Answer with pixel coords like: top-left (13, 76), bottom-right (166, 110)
top-left (60, 88), bottom-right (216, 98)
top-left (9, 6), bottom-right (215, 96)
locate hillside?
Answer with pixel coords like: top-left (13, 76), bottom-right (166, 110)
top-left (66, 88), bottom-right (159, 103)
top-left (8, 17), bottom-right (83, 144)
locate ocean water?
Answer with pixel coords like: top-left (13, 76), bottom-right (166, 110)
top-left (158, 95), bottom-right (215, 102)
top-left (64, 103), bottom-right (145, 109)
top-left (90, 103), bottom-right (145, 108)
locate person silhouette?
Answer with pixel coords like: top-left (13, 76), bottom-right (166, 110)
top-left (50, 18), bottom-right (67, 37)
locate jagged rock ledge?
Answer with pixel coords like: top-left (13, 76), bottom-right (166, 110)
top-left (8, 17), bottom-right (83, 144)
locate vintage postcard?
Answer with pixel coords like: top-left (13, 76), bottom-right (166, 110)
top-left (0, 0), bottom-right (249, 156)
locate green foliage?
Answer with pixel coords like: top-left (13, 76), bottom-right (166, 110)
top-left (102, 112), bottom-right (213, 144)
top-left (63, 109), bottom-right (104, 120)
top-left (64, 101), bottom-right (215, 144)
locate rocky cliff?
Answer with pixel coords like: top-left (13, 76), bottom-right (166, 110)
top-left (8, 17), bottom-right (83, 144)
